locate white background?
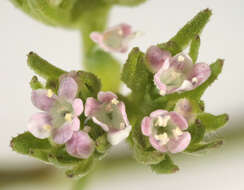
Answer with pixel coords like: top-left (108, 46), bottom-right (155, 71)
top-left (0, 0), bottom-right (243, 189)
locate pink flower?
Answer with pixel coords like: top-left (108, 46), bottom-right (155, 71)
top-left (66, 130), bottom-right (95, 159)
top-left (154, 53), bottom-right (211, 95)
top-left (90, 23), bottom-right (138, 53)
top-left (85, 91), bottom-right (131, 145)
top-left (28, 76), bottom-right (84, 145)
top-left (146, 46), bottom-right (171, 73)
top-left (141, 110), bottom-right (191, 153)
top-left (174, 98), bottom-right (196, 125)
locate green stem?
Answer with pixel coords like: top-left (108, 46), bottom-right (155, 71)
top-left (79, 5), bottom-right (121, 92)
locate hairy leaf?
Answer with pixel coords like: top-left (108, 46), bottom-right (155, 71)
top-left (189, 35), bottom-right (201, 63)
top-left (186, 140), bottom-right (223, 153)
top-left (150, 154), bottom-right (179, 174)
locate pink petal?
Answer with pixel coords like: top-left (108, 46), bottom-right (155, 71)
top-left (146, 46), bottom-right (171, 73)
top-left (71, 117), bottom-right (80, 131)
top-left (58, 77), bottom-right (78, 100)
top-left (169, 112), bottom-right (188, 130)
top-left (72, 98), bottom-right (83, 116)
top-left (150, 110), bottom-right (168, 118)
top-left (66, 131), bottom-right (95, 159)
top-left (52, 123), bottom-right (73, 144)
top-left (97, 91), bottom-right (118, 103)
top-left (190, 63), bottom-right (211, 87)
top-left (141, 117), bottom-right (152, 136)
top-left (120, 23), bottom-right (132, 36)
top-left (31, 89), bottom-right (56, 111)
top-left (118, 102), bottom-right (130, 126)
top-left (107, 125), bottom-right (132, 145)
top-left (167, 132), bottom-right (191, 153)
top-left (175, 98), bottom-right (196, 124)
top-left (92, 117), bottom-right (109, 132)
top-left (154, 69), bottom-right (167, 94)
top-left (149, 136), bottom-right (168, 153)
top-left (28, 112), bottom-right (52, 139)
top-left (84, 97), bottom-right (100, 117)
top-left (90, 32), bottom-right (103, 43)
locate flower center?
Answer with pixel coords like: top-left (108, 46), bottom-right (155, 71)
top-left (43, 124), bottom-right (51, 131)
top-left (153, 115), bottom-right (183, 145)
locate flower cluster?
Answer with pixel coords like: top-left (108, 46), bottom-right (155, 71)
top-left (28, 74), bottom-right (131, 158)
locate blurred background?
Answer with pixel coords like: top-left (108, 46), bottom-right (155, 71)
top-left (0, 0), bottom-right (243, 189)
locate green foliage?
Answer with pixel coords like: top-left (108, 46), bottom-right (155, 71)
top-left (189, 35), bottom-right (201, 63)
top-left (121, 47), bottom-right (151, 101)
top-left (150, 155), bottom-right (179, 174)
top-left (198, 113), bottom-right (229, 131)
top-left (95, 134), bottom-right (111, 154)
top-left (28, 52), bottom-right (66, 80)
top-left (11, 132), bottom-right (94, 177)
top-left (188, 120), bottom-right (205, 145)
top-left (30, 76), bottom-right (43, 90)
top-left (158, 9), bottom-right (212, 55)
top-left (102, 0), bottom-right (147, 6)
top-left (186, 140), bottom-right (223, 153)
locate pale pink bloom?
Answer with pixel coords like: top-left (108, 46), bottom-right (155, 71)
top-left (154, 53), bottom-right (211, 95)
top-left (28, 76), bottom-right (83, 144)
top-left (66, 130), bottom-right (95, 159)
top-left (90, 23), bottom-right (138, 53)
top-left (174, 98), bottom-right (196, 125)
top-left (141, 110), bottom-right (191, 153)
top-left (85, 91), bottom-right (131, 145)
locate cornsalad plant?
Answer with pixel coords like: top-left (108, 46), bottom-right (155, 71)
top-left (10, 0), bottom-right (228, 178)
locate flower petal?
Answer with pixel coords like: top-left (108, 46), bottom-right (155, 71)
top-left (167, 132), bottom-right (191, 153)
top-left (150, 110), bottom-right (168, 118)
top-left (52, 123), bottom-right (73, 144)
top-left (58, 77), bottom-right (78, 100)
top-left (107, 125), bottom-right (132, 145)
top-left (66, 131), bottom-right (95, 159)
top-left (71, 117), bottom-right (80, 131)
top-left (92, 117), bottom-right (109, 132)
top-left (97, 91), bottom-right (118, 103)
top-left (141, 117), bottom-right (152, 136)
top-left (90, 32), bottom-right (103, 44)
top-left (169, 112), bottom-right (188, 130)
top-left (171, 53), bottom-right (193, 74)
top-left (146, 46), bottom-right (171, 73)
top-left (190, 62), bottom-right (211, 87)
top-left (175, 98), bottom-right (196, 124)
top-left (28, 112), bottom-right (52, 139)
top-left (72, 98), bottom-right (83, 116)
top-left (84, 97), bottom-right (100, 117)
top-left (149, 136), bottom-right (168, 153)
top-left (31, 89), bottom-right (56, 111)
top-left (118, 102), bottom-right (130, 126)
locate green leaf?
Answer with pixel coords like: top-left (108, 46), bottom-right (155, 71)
top-left (158, 9), bottom-right (212, 55)
top-left (66, 156), bottom-right (94, 178)
top-left (74, 71), bottom-right (101, 100)
top-left (121, 47), bottom-right (151, 100)
top-left (186, 140), bottom-right (223, 153)
top-left (30, 76), bottom-right (43, 90)
top-left (189, 35), bottom-right (201, 63)
top-left (95, 134), bottom-right (111, 154)
top-left (150, 155), bottom-right (179, 174)
top-left (198, 113), bottom-right (229, 131)
top-left (27, 52), bottom-right (66, 80)
top-left (133, 144), bottom-right (165, 165)
top-left (188, 120), bottom-right (205, 145)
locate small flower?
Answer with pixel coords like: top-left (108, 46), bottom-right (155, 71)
top-left (66, 130), bottom-right (95, 159)
top-left (145, 46), bottom-right (171, 73)
top-left (85, 91), bottom-right (131, 145)
top-left (174, 98), bottom-right (197, 125)
top-left (90, 23), bottom-right (138, 53)
top-left (154, 53), bottom-right (211, 95)
top-left (141, 110), bottom-right (191, 153)
top-left (28, 76), bottom-right (83, 144)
